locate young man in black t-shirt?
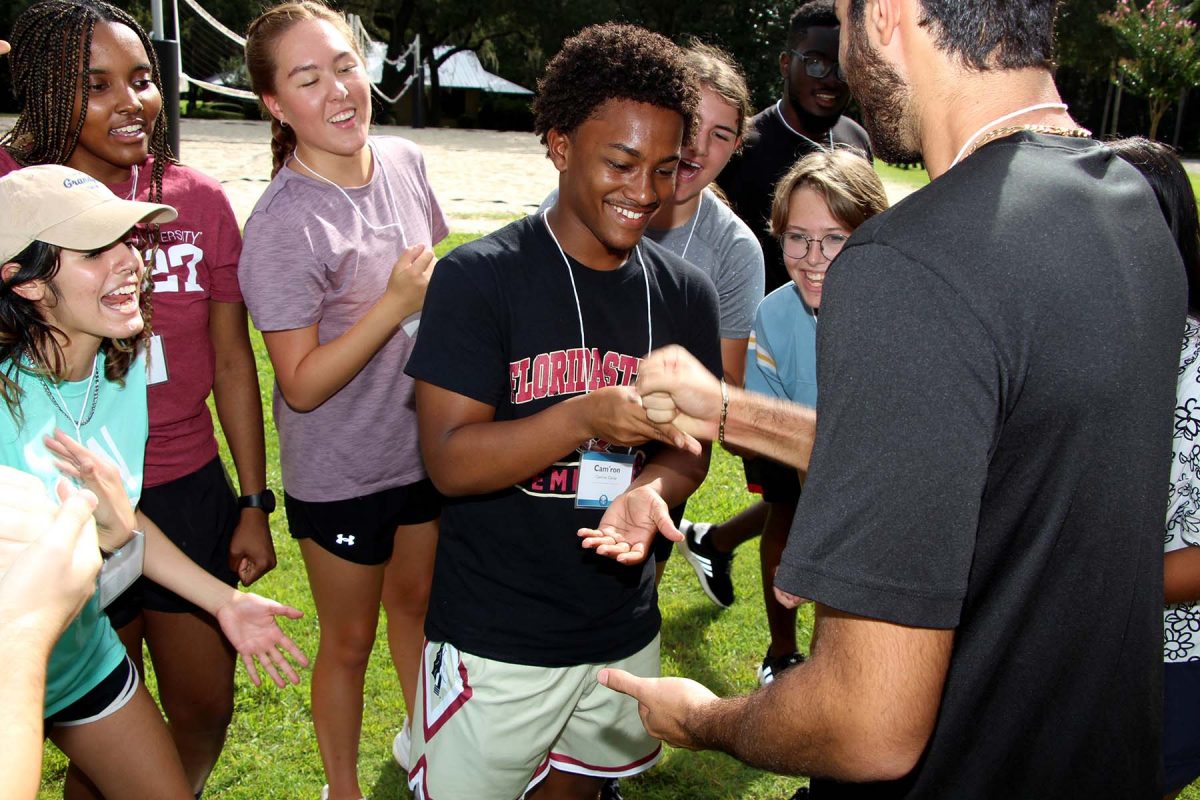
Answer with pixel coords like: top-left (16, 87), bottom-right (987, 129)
top-left (600, 1), bottom-right (1184, 797)
top-left (404, 23), bottom-right (720, 800)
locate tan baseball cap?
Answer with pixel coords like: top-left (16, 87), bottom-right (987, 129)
top-left (0, 164), bottom-right (178, 263)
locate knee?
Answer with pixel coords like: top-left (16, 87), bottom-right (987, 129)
top-left (160, 684), bottom-right (234, 733)
top-left (318, 623), bottom-right (377, 671)
top-left (384, 574), bottom-right (433, 617)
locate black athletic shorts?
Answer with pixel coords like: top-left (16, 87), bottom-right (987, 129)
top-left (44, 654), bottom-right (139, 731)
top-left (284, 478), bottom-right (441, 566)
top-left (106, 457), bottom-right (240, 628)
top-left (743, 456), bottom-right (802, 505)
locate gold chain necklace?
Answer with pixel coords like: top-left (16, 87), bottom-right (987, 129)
top-left (964, 124), bottom-right (1092, 160)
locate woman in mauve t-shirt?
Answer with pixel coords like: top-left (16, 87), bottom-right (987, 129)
top-left (240, 4), bottom-right (445, 798)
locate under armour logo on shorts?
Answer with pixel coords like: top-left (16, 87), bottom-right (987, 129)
top-left (335, 534), bottom-right (356, 546)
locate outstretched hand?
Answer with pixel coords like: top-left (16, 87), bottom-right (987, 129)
top-left (578, 484), bottom-right (681, 564)
top-left (598, 668), bottom-right (719, 750)
top-left (214, 592), bottom-right (308, 688)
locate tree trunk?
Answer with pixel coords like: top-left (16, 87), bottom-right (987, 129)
top-left (426, 47), bottom-right (442, 127)
top-left (1149, 98), bottom-right (1166, 141)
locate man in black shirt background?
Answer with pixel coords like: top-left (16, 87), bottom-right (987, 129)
top-left (717, 0), bottom-right (872, 293)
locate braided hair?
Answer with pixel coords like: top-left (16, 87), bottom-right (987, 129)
top-left (244, 2), bottom-right (364, 177)
top-left (1, 0), bottom-right (177, 206)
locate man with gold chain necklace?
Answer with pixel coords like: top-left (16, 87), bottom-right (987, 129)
top-left (597, 0), bottom-right (1185, 796)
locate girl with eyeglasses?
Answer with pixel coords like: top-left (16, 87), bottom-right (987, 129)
top-left (743, 149), bottom-right (887, 681)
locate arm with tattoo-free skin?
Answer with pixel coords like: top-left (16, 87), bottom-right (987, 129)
top-left (209, 300), bottom-right (275, 586)
top-left (416, 380), bottom-right (695, 498)
top-left (0, 469), bottom-right (100, 800)
top-left (636, 344), bottom-right (816, 468)
top-left (264, 245), bottom-right (434, 413)
top-left (600, 605), bottom-right (952, 782)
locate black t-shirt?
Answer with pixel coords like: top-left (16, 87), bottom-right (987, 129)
top-left (406, 215), bottom-right (722, 667)
top-left (775, 133), bottom-right (1183, 798)
top-left (717, 101), bottom-right (873, 292)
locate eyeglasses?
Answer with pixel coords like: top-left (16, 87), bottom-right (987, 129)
top-left (788, 50), bottom-right (846, 83)
top-left (779, 231), bottom-right (849, 261)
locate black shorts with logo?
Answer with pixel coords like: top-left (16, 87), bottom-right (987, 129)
top-left (284, 478), bottom-right (441, 566)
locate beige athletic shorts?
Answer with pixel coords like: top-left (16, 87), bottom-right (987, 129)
top-left (406, 635), bottom-right (662, 799)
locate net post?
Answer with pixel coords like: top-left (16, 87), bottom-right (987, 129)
top-left (150, 0), bottom-right (182, 156)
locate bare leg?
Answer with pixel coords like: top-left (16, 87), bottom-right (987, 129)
top-left (526, 768), bottom-right (604, 800)
top-left (709, 501), bottom-right (770, 554)
top-left (63, 616), bottom-right (148, 800)
top-left (760, 500), bottom-right (799, 658)
top-left (381, 519), bottom-right (438, 717)
top-left (144, 608), bottom-right (236, 795)
top-left (53, 683), bottom-right (192, 800)
top-left (300, 539), bottom-right (386, 800)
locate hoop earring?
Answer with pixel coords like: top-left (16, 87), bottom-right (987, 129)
top-left (279, 120), bottom-right (289, 128)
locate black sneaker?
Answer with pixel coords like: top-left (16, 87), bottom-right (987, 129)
top-left (676, 519), bottom-right (735, 608)
top-left (600, 778), bottom-right (624, 800)
top-left (757, 651), bottom-right (805, 686)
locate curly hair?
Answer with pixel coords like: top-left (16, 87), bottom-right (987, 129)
top-left (532, 23), bottom-right (700, 147)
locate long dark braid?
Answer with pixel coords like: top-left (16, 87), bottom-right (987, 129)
top-left (1, 0), bottom-right (170, 386)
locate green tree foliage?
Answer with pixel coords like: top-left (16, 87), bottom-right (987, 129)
top-left (1100, 0), bottom-right (1200, 138)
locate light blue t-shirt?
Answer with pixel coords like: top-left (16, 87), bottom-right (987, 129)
top-left (745, 283), bottom-right (819, 407)
top-left (0, 351), bottom-right (148, 716)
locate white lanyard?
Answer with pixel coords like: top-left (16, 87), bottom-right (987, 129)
top-left (291, 140), bottom-right (410, 247)
top-left (776, 100), bottom-right (834, 150)
top-left (541, 211), bottom-right (652, 395)
top-left (38, 353), bottom-right (99, 442)
top-left (949, 102), bottom-right (1069, 168)
top-left (678, 192), bottom-right (704, 262)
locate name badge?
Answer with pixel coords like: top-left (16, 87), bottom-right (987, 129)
top-left (98, 529), bottom-right (145, 608)
top-left (146, 333), bottom-right (168, 385)
top-left (575, 451), bottom-right (636, 509)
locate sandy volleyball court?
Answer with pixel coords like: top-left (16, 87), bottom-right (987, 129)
top-left (169, 118), bottom-right (561, 231)
top-left (1, 116), bottom-right (921, 233)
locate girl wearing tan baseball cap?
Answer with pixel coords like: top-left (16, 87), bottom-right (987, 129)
top-left (0, 165), bottom-right (308, 799)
